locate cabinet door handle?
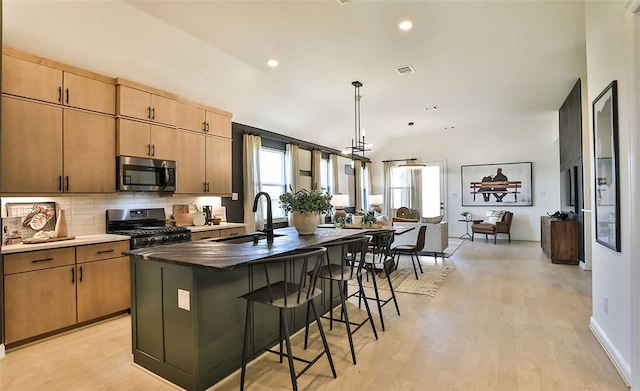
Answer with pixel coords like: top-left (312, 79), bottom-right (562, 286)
top-left (151, 107), bottom-right (156, 120)
top-left (147, 106), bottom-right (151, 119)
top-left (97, 249), bottom-right (114, 254)
top-left (203, 121), bottom-right (207, 132)
top-left (206, 182), bottom-right (210, 193)
top-left (65, 88), bottom-right (69, 104)
top-left (58, 175), bottom-right (63, 192)
top-left (203, 182), bottom-right (207, 192)
top-left (206, 122), bottom-right (210, 132)
top-left (79, 266), bottom-right (83, 283)
top-left (31, 258), bottom-right (54, 264)
top-left (151, 144), bottom-right (155, 157)
top-left (148, 144), bottom-right (152, 156)
top-left (65, 176), bottom-right (69, 192)
top-left (71, 267), bottom-right (75, 284)
top-left (58, 87), bottom-right (62, 103)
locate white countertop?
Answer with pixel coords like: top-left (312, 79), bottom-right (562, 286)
top-left (187, 222), bottom-right (246, 233)
top-left (1, 234), bottom-right (131, 254)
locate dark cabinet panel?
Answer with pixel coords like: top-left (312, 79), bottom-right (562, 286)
top-left (559, 79), bottom-right (583, 168)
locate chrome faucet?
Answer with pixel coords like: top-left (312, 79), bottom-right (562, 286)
top-left (252, 192), bottom-right (274, 244)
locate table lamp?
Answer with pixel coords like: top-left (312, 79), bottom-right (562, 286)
top-left (330, 194), bottom-right (350, 222)
top-left (368, 195), bottom-right (383, 213)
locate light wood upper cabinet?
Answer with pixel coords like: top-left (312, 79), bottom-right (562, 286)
top-left (117, 118), bottom-right (176, 161)
top-left (117, 118), bottom-right (151, 158)
top-left (150, 94), bottom-right (177, 126)
top-left (77, 256), bottom-right (131, 323)
top-left (206, 136), bottom-right (232, 195)
top-left (1, 97), bottom-right (63, 193)
top-left (2, 55), bottom-right (63, 104)
top-left (117, 83), bottom-right (177, 126)
top-left (176, 130), bottom-right (206, 193)
top-left (150, 124), bottom-right (177, 161)
top-left (4, 265), bottom-right (77, 344)
top-left (63, 73), bottom-right (115, 115)
top-left (177, 103), bottom-right (206, 133)
top-left (207, 111), bottom-right (232, 138)
top-left (117, 85), bottom-right (151, 121)
top-left (63, 110), bottom-right (116, 193)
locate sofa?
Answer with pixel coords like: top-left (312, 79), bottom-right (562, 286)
top-left (391, 218), bottom-right (449, 257)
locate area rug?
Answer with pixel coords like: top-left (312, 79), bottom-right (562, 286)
top-left (418, 237), bottom-right (465, 258)
top-left (351, 259), bottom-right (455, 297)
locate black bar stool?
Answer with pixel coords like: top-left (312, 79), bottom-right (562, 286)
top-left (391, 225), bottom-right (427, 280)
top-left (303, 236), bottom-right (378, 365)
top-left (351, 229), bottom-right (400, 331)
top-left (239, 247), bottom-right (336, 391)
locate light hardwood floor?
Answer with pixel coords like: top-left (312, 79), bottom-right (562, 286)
top-left (0, 240), bottom-right (627, 390)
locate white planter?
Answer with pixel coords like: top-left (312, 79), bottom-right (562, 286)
top-left (292, 211), bottom-right (319, 235)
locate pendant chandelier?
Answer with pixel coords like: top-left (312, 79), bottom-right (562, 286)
top-left (342, 81), bottom-right (372, 163)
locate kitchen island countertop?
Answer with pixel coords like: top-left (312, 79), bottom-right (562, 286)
top-left (126, 226), bottom-right (374, 271)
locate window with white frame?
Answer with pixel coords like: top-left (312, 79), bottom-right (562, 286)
top-left (259, 147), bottom-right (287, 219)
top-left (319, 157), bottom-right (330, 194)
top-left (390, 166), bottom-right (412, 214)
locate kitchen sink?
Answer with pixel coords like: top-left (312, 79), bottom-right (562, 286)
top-left (212, 232), bottom-right (284, 244)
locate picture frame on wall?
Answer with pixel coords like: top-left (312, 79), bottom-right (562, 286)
top-left (461, 162), bottom-right (533, 207)
top-left (592, 80), bottom-right (620, 252)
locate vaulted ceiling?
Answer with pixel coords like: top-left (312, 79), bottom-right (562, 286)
top-left (4, 0), bottom-right (587, 152)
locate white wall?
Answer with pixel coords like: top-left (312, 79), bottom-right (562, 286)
top-left (370, 119), bottom-right (560, 241)
top-left (584, 0), bottom-right (634, 385)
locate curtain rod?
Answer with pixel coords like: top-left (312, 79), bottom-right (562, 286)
top-left (381, 158), bottom-right (417, 163)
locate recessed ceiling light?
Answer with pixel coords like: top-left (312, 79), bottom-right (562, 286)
top-left (408, 122), bottom-right (414, 126)
top-left (423, 106), bottom-right (439, 111)
top-left (267, 59), bottom-right (279, 68)
top-left (399, 20), bottom-right (413, 31)
top-left (445, 126), bottom-right (456, 130)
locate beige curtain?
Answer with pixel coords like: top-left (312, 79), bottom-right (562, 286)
top-left (383, 161), bottom-right (393, 217)
top-left (243, 134), bottom-right (263, 231)
top-left (311, 150), bottom-right (322, 191)
top-left (354, 160), bottom-right (363, 211)
top-left (330, 154), bottom-right (339, 195)
top-left (285, 144), bottom-right (300, 225)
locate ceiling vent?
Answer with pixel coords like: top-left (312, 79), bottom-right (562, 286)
top-left (396, 65), bottom-right (415, 75)
top-left (423, 106), bottom-right (439, 111)
top-left (337, 0), bottom-right (351, 4)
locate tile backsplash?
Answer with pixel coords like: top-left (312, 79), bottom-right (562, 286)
top-left (1, 194), bottom-right (222, 237)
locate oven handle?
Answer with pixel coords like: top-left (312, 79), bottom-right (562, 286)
top-left (163, 163), bottom-right (170, 189)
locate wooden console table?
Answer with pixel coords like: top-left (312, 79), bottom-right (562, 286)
top-left (540, 216), bottom-right (579, 264)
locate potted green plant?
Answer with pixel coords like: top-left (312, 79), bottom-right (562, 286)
top-left (279, 188), bottom-right (332, 235)
top-left (461, 211), bottom-right (472, 221)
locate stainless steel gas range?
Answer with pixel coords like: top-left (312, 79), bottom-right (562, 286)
top-left (106, 208), bottom-right (191, 249)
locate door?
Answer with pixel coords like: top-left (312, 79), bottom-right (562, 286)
top-left (177, 103), bottom-right (206, 132)
top-left (205, 136), bottom-right (232, 194)
top-left (176, 130), bottom-right (206, 193)
top-left (117, 85), bottom-right (150, 120)
top-left (389, 161), bottom-right (445, 218)
top-left (63, 72), bottom-right (116, 115)
top-left (4, 266), bottom-right (77, 344)
top-left (117, 118), bottom-right (150, 158)
top-left (150, 94), bottom-right (177, 126)
top-left (77, 257), bottom-right (131, 323)
top-left (1, 97), bottom-right (63, 193)
top-left (64, 110), bottom-right (116, 193)
top-left (2, 55), bottom-right (63, 104)
top-left (150, 124), bottom-right (177, 161)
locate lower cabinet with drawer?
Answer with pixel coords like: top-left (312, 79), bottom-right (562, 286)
top-left (3, 240), bottom-right (131, 345)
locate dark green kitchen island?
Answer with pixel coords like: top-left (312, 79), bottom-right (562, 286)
top-left (126, 226), bottom-right (368, 391)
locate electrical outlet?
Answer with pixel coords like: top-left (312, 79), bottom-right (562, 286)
top-left (232, 193), bottom-right (239, 201)
top-left (604, 297), bottom-right (608, 313)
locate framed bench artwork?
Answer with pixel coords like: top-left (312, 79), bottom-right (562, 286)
top-left (461, 162), bottom-right (533, 206)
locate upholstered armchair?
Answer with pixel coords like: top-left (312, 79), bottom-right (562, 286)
top-left (471, 212), bottom-right (513, 244)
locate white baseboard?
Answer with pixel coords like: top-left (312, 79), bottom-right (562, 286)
top-left (589, 317), bottom-right (631, 387)
top-left (0, 344), bottom-right (5, 360)
top-left (579, 260), bottom-right (592, 271)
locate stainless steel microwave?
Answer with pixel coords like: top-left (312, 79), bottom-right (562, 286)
top-left (117, 156), bottom-right (176, 192)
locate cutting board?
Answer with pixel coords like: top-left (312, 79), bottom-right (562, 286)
top-left (22, 236), bottom-right (76, 244)
top-left (174, 213), bottom-right (194, 227)
top-left (173, 204), bottom-right (190, 216)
